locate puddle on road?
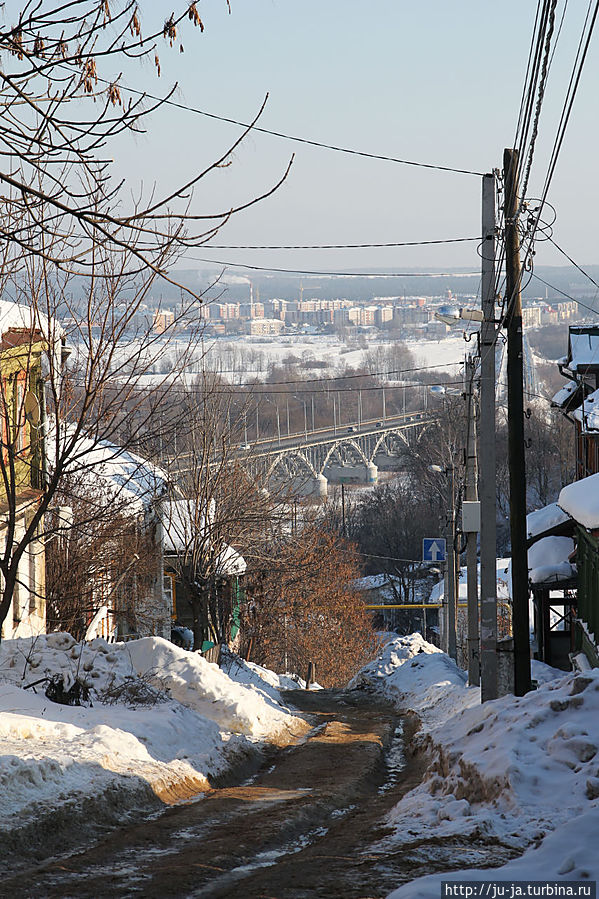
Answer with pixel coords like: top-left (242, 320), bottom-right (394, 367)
top-left (379, 721), bottom-right (407, 793)
top-left (208, 785), bottom-right (312, 802)
top-left (188, 825), bottom-right (330, 898)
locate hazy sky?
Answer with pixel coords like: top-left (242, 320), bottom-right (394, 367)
top-left (108, 1), bottom-right (599, 276)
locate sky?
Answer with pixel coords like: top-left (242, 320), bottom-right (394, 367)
top-left (103, 1), bottom-right (599, 278)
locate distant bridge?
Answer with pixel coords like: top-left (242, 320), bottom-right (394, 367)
top-left (240, 410), bottom-right (435, 496)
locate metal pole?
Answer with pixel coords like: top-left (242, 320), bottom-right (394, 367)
top-left (333, 395), bottom-right (337, 435)
top-left (465, 356), bottom-right (480, 686)
top-left (276, 406), bottom-right (281, 446)
top-left (304, 402), bottom-right (308, 439)
top-left (256, 404), bottom-right (259, 442)
top-left (311, 395), bottom-right (315, 432)
top-left (382, 386), bottom-right (386, 421)
top-left (287, 398), bottom-right (290, 437)
top-left (504, 147), bottom-right (531, 697)
top-left (480, 171), bottom-right (499, 702)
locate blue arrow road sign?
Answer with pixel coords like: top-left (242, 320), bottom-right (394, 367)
top-left (422, 537), bottom-right (446, 563)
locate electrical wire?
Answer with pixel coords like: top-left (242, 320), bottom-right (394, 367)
top-left (94, 78), bottom-right (486, 178)
top-left (201, 236), bottom-right (481, 251)
top-left (184, 256), bottom-right (480, 278)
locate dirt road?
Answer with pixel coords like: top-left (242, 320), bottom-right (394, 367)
top-left (5, 689), bottom-right (514, 898)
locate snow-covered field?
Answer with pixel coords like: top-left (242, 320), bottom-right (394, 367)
top-left (125, 332), bottom-right (470, 389)
top-left (0, 635), bottom-right (305, 860)
top-left (352, 634), bottom-right (599, 897)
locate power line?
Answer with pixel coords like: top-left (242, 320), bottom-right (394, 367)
top-left (186, 256), bottom-right (480, 278)
top-left (105, 80), bottom-right (486, 178)
top-left (201, 236), bottom-right (481, 251)
top-left (201, 361), bottom-right (463, 388)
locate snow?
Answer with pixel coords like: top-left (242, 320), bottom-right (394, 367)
top-left (567, 328), bottom-right (599, 372)
top-left (550, 379), bottom-right (578, 408)
top-left (349, 633), bottom-right (479, 728)
top-left (0, 635), bottom-right (303, 840)
top-left (0, 298), bottom-right (61, 341)
top-left (160, 498), bottom-right (247, 576)
top-left (528, 536), bottom-right (576, 585)
top-left (50, 430), bottom-right (168, 517)
top-left (429, 559), bottom-right (511, 605)
top-left (572, 387), bottom-right (599, 431)
top-left (527, 502), bottom-right (573, 541)
top-left (559, 471), bottom-right (599, 529)
top-left (351, 634), bottom-right (599, 899)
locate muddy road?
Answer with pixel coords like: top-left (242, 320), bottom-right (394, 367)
top-left (6, 689), bottom-right (514, 898)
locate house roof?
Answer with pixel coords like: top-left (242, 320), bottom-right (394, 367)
top-left (526, 502), bottom-right (575, 546)
top-left (572, 387), bottom-right (599, 432)
top-left (0, 299), bottom-right (63, 342)
top-left (49, 430), bottom-right (168, 517)
top-left (559, 472), bottom-right (599, 530)
top-left (160, 498), bottom-right (246, 576)
top-left (565, 326), bottom-right (599, 374)
top-left (528, 535), bottom-right (576, 586)
top-left (551, 379), bottom-right (586, 412)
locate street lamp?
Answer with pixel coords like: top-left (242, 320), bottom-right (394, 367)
top-left (435, 305), bottom-right (484, 326)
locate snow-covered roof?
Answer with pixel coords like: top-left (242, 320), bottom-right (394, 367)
top-left (550, 380), bottom-right (579, 409)
top-left (559, 472), bottom-right (599, 530)
top-left (566, 327), bottom-right (599, 372)
top-left (572, 387), bottom-right (599, 431)
top-left (429, 559), bottom-right (511, 604)
top-left (528, 536), bottom-right (576, 586)
top-left (52, 431), bottom-right (168, 516)
top-left (526, 502), bottom-right (574, 543)
top-left (0, 298), bottom-right (63, 342)
top-left (161, 499), bottom-right (246, 576)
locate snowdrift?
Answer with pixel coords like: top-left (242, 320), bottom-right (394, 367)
top-left (0, 634), bottom-right (304, 859)
top-left (351, 634), bottom-right (599, 895)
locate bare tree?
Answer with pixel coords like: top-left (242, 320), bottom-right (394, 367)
top-left (242, 524), bottom-right (379, 688)
top-left (159, 373), bottom-right (277, 651)
top-left (0, 2), bottom-right (292, 638)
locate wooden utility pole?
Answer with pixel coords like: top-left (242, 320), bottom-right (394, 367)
top-left (480, 171), bottom-right (498, 701)
top-left (504, 147), bottom-right (531, 697)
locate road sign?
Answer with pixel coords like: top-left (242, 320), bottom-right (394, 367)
top-left (422, 537), bottom-right (446, 563)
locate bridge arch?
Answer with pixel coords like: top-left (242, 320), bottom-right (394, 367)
top-left (266, 450), bottom-right (318, 480)
top-left (321, 437), bottom-right (368, 472)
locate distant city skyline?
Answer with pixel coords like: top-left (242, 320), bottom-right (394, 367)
top-left (108, 2), bottom-right (599, 276)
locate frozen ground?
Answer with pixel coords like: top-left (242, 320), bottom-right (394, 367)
top-left (352, 634), bottom-right (599, 897)
top-left (128, 332), bottom-right (471, 389)
top-left (0, 635), bottom-right (304, 858)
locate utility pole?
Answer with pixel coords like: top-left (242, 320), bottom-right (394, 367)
top-left (480, 171), bottom-right (498, 702)
top-left (446, 469), bottom-right (457, 662)
top-left (504, 147), bottom-right (531, 697)
top-left (464, 355), bottom-right (480, 686)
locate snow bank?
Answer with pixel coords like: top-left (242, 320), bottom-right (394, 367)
top-left (353, 635), bottom-right (599, 898)
top-left (349, 633), bottom-right (479, 727)
top-left (388, 809), bottom-right (599, 898)
top-left (219, 648), bottom-right (309, 701)
top-left (0, 635), bottom-right (303, 848)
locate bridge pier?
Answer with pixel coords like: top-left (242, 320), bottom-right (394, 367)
top-left (324, 461), bottom-right (378, 485)
top-left (270, 472), bottom-right (328, 499)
